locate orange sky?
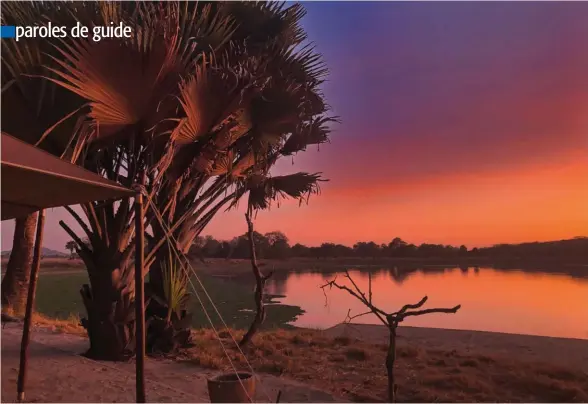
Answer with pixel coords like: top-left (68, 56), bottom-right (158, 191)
top-left (203, 153), bottom-right (588, 247)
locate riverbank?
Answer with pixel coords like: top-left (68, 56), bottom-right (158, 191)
top-left (3, 313), bottom-right (587, 402)
top-left (194, 257), bottom-right (588, 279)
top-left (4, 256), bottom-right (587, 278)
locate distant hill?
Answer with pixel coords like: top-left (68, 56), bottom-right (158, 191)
top-left (477, 237), bottom-right (588, 259)
top-left (1, 247), bottom-right (67, 258)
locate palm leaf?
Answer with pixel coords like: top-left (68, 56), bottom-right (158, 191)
top-left (44, 2), bottom-right (234, 142)
top-left (1, 1), bottom-right (89, 155)
top-left (245, 172), bottom-right (325, 210)
top-left (219, 2), bottom-right (307, 47)
top-left (161, 247), bottom-right (189, 321)
top-left (209, 150), bottom-right (235, 176)
top-left (46, 31), bottom-right (181, 130)
top-left (281, 116), bottom-right (338, 156)
top-left (167, 45), bottom-right (266, 180)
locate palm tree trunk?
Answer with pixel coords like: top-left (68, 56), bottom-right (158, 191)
top-left (1, 212), bottom-right (39, 314)
top-left (239, 211), bottom-right (272, 347)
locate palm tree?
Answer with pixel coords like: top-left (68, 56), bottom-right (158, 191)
top-left (65, 241), bottom-right (77, 259)
top-left (1, 213), bottom-right (38, 314)
top-left (5, 1), bottom-right (334, 360)
top-left (1, 2), bottom-right (87, 315)
top-left (37, 1), bottom-right (237, 360)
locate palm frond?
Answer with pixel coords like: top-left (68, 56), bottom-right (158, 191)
top-left (219, 2), bottom-right (307, 47)
top-left (167, 44), bottom-right (267, 180)
top-left (281, 116), bottom-right (338, 156)
top-left (177, 2), bottom-right (236, 59)
top-left (43, 2), bottom-right (235, 141)
top-left (1, 1), bottom-right (90, 154)
top-left (231, 152), bottom-right (257, 178)
top-left (208, 150), bottom-right (234, 176)
top-left (46, 31), bottom-right (181, 130)
top-left (245, 172), bottom-right (325, 210)
top-left (161, 247), bottom-right (189, 321)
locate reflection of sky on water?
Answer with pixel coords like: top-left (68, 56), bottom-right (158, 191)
top-left (266, 267), bottom-right (588, 339)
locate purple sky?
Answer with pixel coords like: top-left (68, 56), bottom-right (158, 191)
top-left (2, 2), bottom-right (588, 251)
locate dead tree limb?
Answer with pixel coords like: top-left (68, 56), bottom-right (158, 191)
top-left (321, 270), bottom-right (461, 403)
top-left (239, 209), bottom-right (273, 347)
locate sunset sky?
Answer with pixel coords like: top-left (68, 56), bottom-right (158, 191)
top-left (2, 2), bottom-right (587, 252)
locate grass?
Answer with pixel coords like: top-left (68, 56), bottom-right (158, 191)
top-left (11, 295), bottom-right (588, 403)
top-left (21, 313), bottom-right (588, 402)
top-left (3, 308), bottom-right (86, 337)
top-left (0, 257), bottom-right (84, 272)
top-left (176, 328), bottom-right (588, 403)
top-left (32, 269), bottom-right (303, 330)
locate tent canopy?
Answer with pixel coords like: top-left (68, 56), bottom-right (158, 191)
top-left (1, 133), bottom-right (135, 220)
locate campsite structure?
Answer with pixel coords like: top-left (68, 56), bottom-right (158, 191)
top-left (1, 133), bottom-right (146, 402)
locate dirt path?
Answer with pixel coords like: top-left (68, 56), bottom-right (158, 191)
top-left (1, 324), bottom-right (343, 403)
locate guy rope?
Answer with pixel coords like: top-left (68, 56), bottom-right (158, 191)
top-left (143, 189), bottom-right (274, 403)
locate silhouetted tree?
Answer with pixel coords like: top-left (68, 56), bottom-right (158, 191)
top-left (291, 243), bottom-right (310, 257)
top-left (321, 271), bottom-right (461, 402)
top-left (65, 240), bottom-right (77, 259)
top-left (386, 237), bottom-right (407, 257)
top-left (353, 241), bottom-right (381, 258)
top-left (265, 231), bottom-right (291, 259)
top-left (182, 234), bottom-right (588, 261)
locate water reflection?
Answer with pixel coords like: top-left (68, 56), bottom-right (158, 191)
top-left (266, 266), bottom-right (588, 339)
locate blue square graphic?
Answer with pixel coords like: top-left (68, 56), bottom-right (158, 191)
top-left (1, 26), bottom-right (17, 39)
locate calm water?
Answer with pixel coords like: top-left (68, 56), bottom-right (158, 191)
top-left (266, 267), bottom-right (588, 339)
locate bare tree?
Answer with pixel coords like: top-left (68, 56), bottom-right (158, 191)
top-left (239, 209), bottom-right (273, 347)
top-left (321, 271), bottom-right (461, 403)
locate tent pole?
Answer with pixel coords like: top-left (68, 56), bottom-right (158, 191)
top-left (135, 191), bottom-right (146, 403)
top-left (16, 209), bottom-right (46, 402)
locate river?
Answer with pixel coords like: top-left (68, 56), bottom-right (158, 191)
top-left (266, 266), bottom-right (588, 339)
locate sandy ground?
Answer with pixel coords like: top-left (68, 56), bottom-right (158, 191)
top-left (0, 324), bottom-right (342, 403)
top-left (2, 322), bottom-right (587, 403)
top-left (324, 323), bottom-right (588, 372)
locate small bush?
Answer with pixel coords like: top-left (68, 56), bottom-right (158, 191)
top-left (345, 347), bottom-right (369, 361)
top-left (334, 335), bottom-right (352, 345)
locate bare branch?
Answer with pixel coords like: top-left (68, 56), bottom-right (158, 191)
top-left (344, 270), bottom-right (370, 302)
top-left (319, 270), bottom-right (462, 404)
top-left (368, 272), bottom-right (372, 305)
top-left (392, 296), bottom-right (428, 316)
top-left (321, 277), bottom-right (388, 325)
top-left (400, 305), bottom-right (461, 319)
top-left (263, 270), bottom-right (274, 282)
top-left (345, 309), bottom-right (372, 323)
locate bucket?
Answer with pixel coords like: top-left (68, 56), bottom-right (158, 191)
top-left (207, 372), bottom-right (256, 403)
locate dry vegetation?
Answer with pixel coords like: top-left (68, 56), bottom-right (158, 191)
top-left (12, 313), bottom-right (588, 403)
top-left (3, 309), bottom-right (86, 337)
top-left (178, 328), bottom-right (588, 403)
top-left (30, 313), bottom-right (87, 337)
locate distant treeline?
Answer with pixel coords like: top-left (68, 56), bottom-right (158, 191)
top-left (189, 233), bottom-right (588, 261)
